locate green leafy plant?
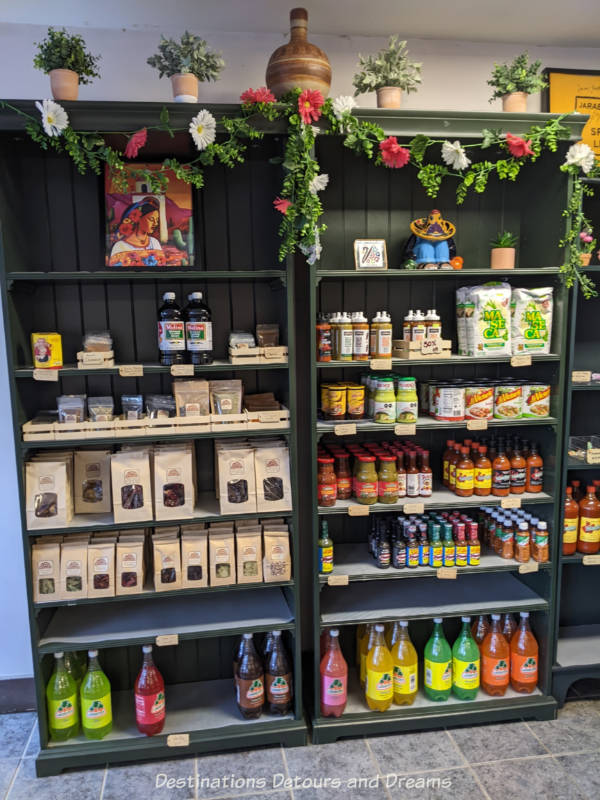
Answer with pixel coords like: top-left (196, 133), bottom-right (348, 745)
top-left (33, 27), bottom-right (101, 84)
top-left (147, 32), bottom-right (224, 81)
top-left (352, 36), bottom-right (422, 96)
top-left (487, 53), bottom-right (547, 101)
top-left (491, 231), bottom-right (518, 248)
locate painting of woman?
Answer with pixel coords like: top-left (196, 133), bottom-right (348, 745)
top-left (109, 197), bottom-right (167, 266)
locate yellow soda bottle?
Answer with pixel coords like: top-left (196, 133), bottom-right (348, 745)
top-left (392, 620), bottom-right (418, 706)
top-left (359, 624), bottom-right (376, 688)
top-left (365, 624), bottom-right (393, 712)
top-left (356, 624), bottom-right (366, 667)
top-left (386, 620), bottom-right (401, 649)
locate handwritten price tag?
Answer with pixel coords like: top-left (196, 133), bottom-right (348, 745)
top-left (171, 363), bottom-right (194, 377)
top-left (167, 734), bottom-right (189, 747)
top-left (395, 423), bottom-right (417, 436)
top-left (370, 358), bottom-right (392, 371)
top-left (327, 574), bottom-right (349, 586)
top-left (156, 633), bottom-right (179, 647)
top-left (519, 562), bottom-right (539, 574)
top-left (437, 567), bottom-right (457, 580)
top-left (572, 370), bottom-right (592, 384)
top-left (33, 369), bottom-right (59, 382)
top-left (335, 423), bottom-right (357, 436)
top-left (420, 339), bottom-right (443, 355)
top-left (586, 449), bottom-right (600, 465)
top-left (348, 504), bottom-right (370, 517)
top-left (467, 419), bottom-right (488, 431)
top-left (583, 554), bottom-right (600, 566)
top-left (119, 364), bottom-right (143, 378)
top-left (404, 502), bottom-right (425, 514)
top-left (501, 497), bottom-right (521, 509)
top-left (511, 354), bottom-right (532, 367)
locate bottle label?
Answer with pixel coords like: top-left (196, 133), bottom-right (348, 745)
top-left (158, 321), bottom-right (185, 352)
top-left (49, 694), bottom-right (77, 729)
top-left (402, 323), bottom-right (411, 342)
top-left (378, 480), bottom-right (398, 498)
top-left (318, 485), bottom-right (337, 504)
top-left (393, 663), bottom-right (417, 694)
top-left (397, 473), bottom-right (407, 497)
top-left (186, 321), bottom-right (212, 351)
top-left (419, 543), bottom-right (430, 566)
top-left (482, 655), bottom-right (509, 685)
top-left (406, 473), bottom-right (420, 497)
top-left (563, 520), bottom-right (578, 543)
top-left (340, 330), bottom-right (353, 358)
top-left (579, 517), bottom-right (600, 543)
top-left (353, 329), bottom-right (369, 356)
top-left (528, 466), bottom-right (543, 488)
top-left (419, 473), bottom-right (433, 496)
top-left (510, 653), bottom-right (538, 683)
top-left (366, 668), bottom-right (393, 701)
top-left (373, 400), bottom-right (395, 422)
top-left (82, 693), bottom-right (112, 728)
top-left (355, 480), bottom-right (378, 499)
top-left (456, 467), bottom-right (474, 491)
top-left (492, 468), bottom-right (510, 490)
top-left (266, 672), bottom-right (292, 703)
top-left (236, 677), bottom-right (264, 708)
top-left (449, 464), bottom-right (457, 486)
top-left (377, 329), bottom-right (392, 357)
top-left (425, 659), bottom-right (452, 690)
top-left (408, 548), bottom-right (419, 567)
top-left (319, 546), bottom-right (334, 573)
top-left (510, 467), bottom-right (526, 487)
top-left (453, 657), bottom-right (480, 690)
top-left (321, 673), bottom-right (347, 705)
top-left (456, 543), bottom-right (468, 566)
top-left (475, 467), bottom-right (492, 490)
top-left (430, 544), bottom-right (443, 567)
top-left (443, 544), bottom-right (455, 567)
top-left (337, 477), bottom-right (351, 493)
top-left (443, 460), bottom-right (449, 484)
top-left (467, 541), bottom-right (480, 565)
top-left (135, 690), bottom-right (165, 725)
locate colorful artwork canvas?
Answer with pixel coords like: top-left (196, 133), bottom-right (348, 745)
top-left (105, 164), bottom-right (194, 267)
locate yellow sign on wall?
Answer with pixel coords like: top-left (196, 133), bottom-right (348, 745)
top-left (544, 69), bottom-right (600, 156)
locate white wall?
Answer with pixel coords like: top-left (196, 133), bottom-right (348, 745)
top-left (1, 22), bottom-right (599, 680)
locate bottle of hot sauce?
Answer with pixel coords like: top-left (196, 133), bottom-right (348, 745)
top-left (474, 446), bottom-right (492, 497)
top-left (448, 443), bottom-right (462, 494)
top-left (525, 442), bottom-right (543, 493)
top-left (419, 450), bottom-right (433, 497)
top-left (492, 439), bottom-right (511, 497)
top-left (406, 451), bottom-right (420, 498)
top-left (396, 451), bottom-right (407, 499)
top-left (510, 445), bottom-right (527, 495)
top-left (571, 480), bottom-right (583, 502)
top-left (563, 487), bottom-right (579, 556)
top-left (442, 440), bottom-right (455, 488)
top-left (577, 485), bottom-right (600, 555)
top-left (455, 447), bottom-right (474, 498)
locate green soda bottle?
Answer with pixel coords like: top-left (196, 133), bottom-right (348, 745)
top-left (64, 651), bottom-right (84, 689)
top-left (80, 650), bottom-right (113, 739)
top-left (452, 616), bottom-right (480, 700)
top-left (424, 617), bottom-right (452, 702)
top-left (47, 652), bottom-right (79, 741)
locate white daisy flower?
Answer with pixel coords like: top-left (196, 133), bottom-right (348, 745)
top-left (565, 141), bottom-right (596, 174)
top-left (300, 228), bottom-right (322, 265)
top-left (331, 95), bottom-right (356, 120)
top-left (441, 140), bottom-right (471, 171)
top-left (309, 173), bottom-right (329, 194)
top-left (189, 109), bottom-right (216, 151)
top-left (35, 99), bottom-right (69, 137)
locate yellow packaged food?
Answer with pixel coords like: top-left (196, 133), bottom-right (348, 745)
top-left (347, 383), bottom-right (366, 419)
top-left (31, 333), bottom-right (63, 369)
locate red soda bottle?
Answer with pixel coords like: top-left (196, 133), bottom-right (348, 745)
top-left (134, 645), bottom-right (166, 736)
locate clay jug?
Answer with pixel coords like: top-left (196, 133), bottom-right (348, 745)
top-left (266, 8), bottom-right (331, 98)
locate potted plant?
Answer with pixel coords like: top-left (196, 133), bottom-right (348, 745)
top-left (352, 36), bottom-right (421, 109)
top-left (490, 231), bottom-right (518, 270)
top-left (579, 226), bottom-right (596, 267)
top-left (487, 53), bottom-right (547, 112)
top-left (147, 31), bottom-right (225, 103)
top-left (33, 27), bottom-right (101, 101)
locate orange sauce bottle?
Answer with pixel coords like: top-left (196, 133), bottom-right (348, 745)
top-left (448, 443), bottom-right (462, 494)
top-left (509, 446), bottom-right (526, 495)
top-left (492, 439), bottom-right (511, 497)
top-left (563, 487), bottom-right (579, 556)
top-left (455, 447), bottom-right (474, 497)
top-left (525, 442), bottom-right (543, 493)
top-left (474, 445), bottom-right (492, 497)
top-left (442, 440), bottom-right (455, 488)
top-left (577, 485), bottom-right (600, 555)
top-left (481, 614), bottom-right (509, 696)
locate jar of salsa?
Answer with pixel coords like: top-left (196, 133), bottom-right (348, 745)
top-left (377, 455), bottom-right (398, 504)
top-left (317, 457), bottom-right (337, 507)
top-left (334, 453), bottom-right (352, 500)
top-left (356, 456), bottom-right (378, 505)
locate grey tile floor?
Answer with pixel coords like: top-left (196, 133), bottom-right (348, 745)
top-left (3, 683), bottom-right (600, 800)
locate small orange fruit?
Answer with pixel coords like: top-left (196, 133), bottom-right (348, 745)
top-left (450, 256), bottom-right (463, 270)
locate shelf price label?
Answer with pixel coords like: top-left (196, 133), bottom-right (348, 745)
top-left (501, 497), bottom-right (521, 510)
top-left (437, 567), bottom-right (457, 580)
top-left (582, 554), bottom-right (600, 566)
top-left (171, 363), bottom-right (195, 377)
top-left (335, 423), bottom-right (356, 436)
top-left (327, 574), bottom-right (349, 586)
top-left (156, 633), bottom-right (179, 647)
top-left (403, 502), bottom-right (425, 514)
top-left (348, 504), bottom-right (370, 517)
top-left (167, 733), bottom-right (190, 747)
top-left (467, 419), bottom-right (488, 431)
top-left (370, 358), bottom-right (392, 371)
top-left (33, 369), bottom-right (59, 382)
top-left (420, 339), bottom-right (443, 355)
top-left (518, 562), bottom-right (539, 574)
top-left (119, 364), bottom-right (144, 378)
top-left (510, 354), bottom-right (532, 367)
top-left (395, 423), bottom-right (417, 436)
top-left (572, 370), bottom-right (592, 384)
top-left (586, 449), bottom-right (600, 465)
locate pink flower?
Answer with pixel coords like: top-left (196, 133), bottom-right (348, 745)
top-left (241, 87), bottom-right (277, 105)
top-left (505, 132), bottom-right (534, 158)
top-left (124, 128), bottom-right (147, 159)
top-left (580, 232), bottom-right (594, 243)
top-left (298, 89), bottom-right (324, 124)
top-left (273, 196), bottom-right (292, 215)
top-left (379, 136), bottom-right (410, 168)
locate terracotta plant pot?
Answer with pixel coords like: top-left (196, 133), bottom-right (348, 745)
top-left (49, 69), bottom-right (79, 101)
top-left (580, 252), bottom-right (592, 267)
top-left (170, 73), bottom-right (199, 103)
top-left (502, 92), bottom-right (528, 112)
top-left (266, 7), bottom-right (331, 98)
top-left (376, 87), bottom-right (402, 109)
top-left (490, 247), bottom-right (516, 269)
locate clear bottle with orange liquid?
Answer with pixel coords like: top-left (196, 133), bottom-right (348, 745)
top-left (480, 614), bottom-right (510, 696)
top-left (510, 612), bottom-right (539, 693)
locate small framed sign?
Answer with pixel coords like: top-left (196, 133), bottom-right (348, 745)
top-left (354, 239), bottom-right (388, 270)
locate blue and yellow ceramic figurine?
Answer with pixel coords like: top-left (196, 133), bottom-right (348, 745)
top-left (403, 209), bottom-right (457, 269)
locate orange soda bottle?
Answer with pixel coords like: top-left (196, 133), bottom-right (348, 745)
top-left (481, 614), bottom-right (510, 696)
top-left (510, 612), bottom-right (539, 693)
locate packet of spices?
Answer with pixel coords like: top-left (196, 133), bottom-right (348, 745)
top-left (153, 444), bottom-right (195, 520)
top-left (263, 529), bottom-right (292, 582)
top-left (254, 445), bottom-right (292, 513)
top-left (209, 380), bottom-right (243, 415)
top-left (87, 541), bottom-right (115, 598)
top-left (30, 452), bottom-right (74, 524)
top-left (181, 530), bottom-right (208, 588)
top-left (83, 331), bottom-right (113, 352)
top-left (59, 540), bottom-right (88, 600)
top-left (236, 529), bottom-right (263, 584)
top-left (111, 450), bottom-right (153, 524)
top-left (74, 450), bottom-right (112, 514)
top-left (153, 536), bottom-right (182, 591)
top-left (217, 447), bottom-right (257, 514)
top-left (32, 541), bottom-right (60, 603)
top-left (121, 395), bottom-right (144, 420)
top-left (115, 536), bottom-right (145, 595)
top-left (26, 460), bottom-right (69, 529)
top-left (146, 395), bottom-right (176, 419)
top-left (255, 324), bottom-right (280, 347)
top-left (209, 530), bottom-right (236, 586)
top-left (57, 395), bottom-right (87, 423)
top-left (87, 396), bottom-right (114, 422)
top-left (173, 380), bottom-right (210, 417)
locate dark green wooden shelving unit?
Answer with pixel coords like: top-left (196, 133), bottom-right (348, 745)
top-left (307, 111), bottom-right (587, 743)
top-left (0, 101), bottom-right (306, 776)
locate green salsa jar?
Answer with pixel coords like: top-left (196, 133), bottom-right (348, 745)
top-left (377, 455), bottom-right (398, 504)
top-left (355, 456), bottom-right (378, 504)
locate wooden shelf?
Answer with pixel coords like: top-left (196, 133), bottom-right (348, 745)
top-left (555, 625), bottom-right (600, 669)
top-left (16, 360), bottom-right (287, 377)
top-left (317, 415), bottom-right (557, 435)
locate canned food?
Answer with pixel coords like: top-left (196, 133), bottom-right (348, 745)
top-left (494, 383), bottom-right (522, 419)
top-left (464, 385), bottom-right (494, 420)
top-left (346, 383), bottom-right (366, 419)
top-left (327, 384), bottom-right (347, 420)
top-left (522, 384), bottom-right (550, 418)
top-left (433, 384), bottom-right (465, 422)
top-left (320, 384), bottom-right (332, 418)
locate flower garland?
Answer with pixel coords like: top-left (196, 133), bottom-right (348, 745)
top-left (1, 93), bottom-right (598, 295)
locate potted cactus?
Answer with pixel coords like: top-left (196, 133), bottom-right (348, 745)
top-left (490, 231), bottom-right (518, 270)
top-left (33, 27), bottom-right (101, 101)
top-left (487, 53), bottom-right (547, 112)
top-left (147, 31), bottom-right (225, 103)
top-left (352, 36), bottom-right (422, 109)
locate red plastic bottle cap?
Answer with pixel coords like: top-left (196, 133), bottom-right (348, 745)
top-left (318, 457), bottom-right (335, 464)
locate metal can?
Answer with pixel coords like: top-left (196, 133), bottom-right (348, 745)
top-left (433, 384), bottom-right (465, 422)
top-left (494, 383), bottom-right (522, 419)
top-left (346, 383), bottom-right (366, 420)
top-left (464, 384), bottom-right (494, 420)
top-left (320, 384), bottom-right (332, 418)
top-left (327, 384), bottom-right (347, 420)
top-left (522, 384), bottom-right (550, 418)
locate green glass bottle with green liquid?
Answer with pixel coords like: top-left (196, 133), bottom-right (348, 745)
top-left (452, 616), bottom-right (480, 700)
top-left (80, 650), bottom-right (113, 739)
top-left (46, 651), bottom-right (79, 741)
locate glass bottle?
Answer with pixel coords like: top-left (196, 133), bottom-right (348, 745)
top-left (158, 292), bottom-right (185, 366)
top-left (525, 442), bottom-right (544, 493)
top-left (563, 487), bottom-right (579, 556)
top-left (510, 612), bottom-right (539, 694)
top-left (577, 485), bottom-right (600, 555)
top-left (455, 447), bottom-right (474, 498)
top-left (266, 631), bottom-right (293, 715)
top-left (424, 618), bottom-right (452, 702)
top-left (134, 644), bottom-right (166, 736)
top-left (452, 617), bottom-right (480, 701)
top-left (80, 650), bottom-right (112, 739)
top-left (365, 624), bottom-right (394, 712)
top-left (492, 439), bottom-right (511, 497)
top-left (378, 455), bottom-right (398, 504)
top-left (391, 621), bottom-right (418, 706)
top-left (320, 629), bottom-right (347, 718)
top-left (442, 439), bottom-right (455, 487)
top-left (46, 652), bottom-right (79, 741)
top-left (318, 520), bottom-right (334, 574)
top-left (480, 615), bottom-right (509, 697)
top-left (184, 290), bottom-right (213, 365)
top-left (510, 446), bottom-right (527, 495)
top-left (317, 457), bottom-right (337, 507)
top-left (419, 449), bottom-right (433, 497)
top-left (236, 633), bottom-right (264, 719)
